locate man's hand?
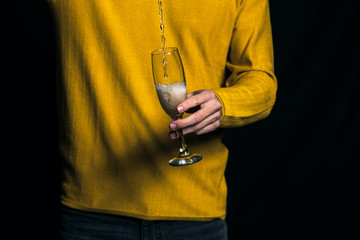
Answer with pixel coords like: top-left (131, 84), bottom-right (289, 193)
top-left (169, 90), bottom-right (222, 139)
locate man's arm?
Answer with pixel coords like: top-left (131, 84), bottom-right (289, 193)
top-left (169, 0), bottom-right (277, 138)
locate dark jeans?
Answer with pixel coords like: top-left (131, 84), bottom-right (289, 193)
top-left (60, 205), bottom-right (228, 240)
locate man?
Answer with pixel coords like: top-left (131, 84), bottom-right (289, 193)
top-left (49, 0), bottom-right (277, 239)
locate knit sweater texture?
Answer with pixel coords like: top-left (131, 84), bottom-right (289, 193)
top-left (48, 0), bottom-right (277, 220)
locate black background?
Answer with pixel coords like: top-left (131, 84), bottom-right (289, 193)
top-left (10, 0), bottom-right (359, 239)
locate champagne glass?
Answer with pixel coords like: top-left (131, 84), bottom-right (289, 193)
top-left (151, 47), bottom-right (202, 166)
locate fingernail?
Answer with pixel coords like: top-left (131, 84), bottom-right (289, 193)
top-left (177, 105), bottom-right (184, 113)
top-left (169, 123), bottom-right (177, 130)
top-left (169, 131), bottom-right (177, 139)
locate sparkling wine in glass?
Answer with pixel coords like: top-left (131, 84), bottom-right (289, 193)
top-left (151, 47), bottom-right (202, 166)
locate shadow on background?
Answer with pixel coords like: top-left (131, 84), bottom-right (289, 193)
top-left (10, 0), bottom-right (358, 239)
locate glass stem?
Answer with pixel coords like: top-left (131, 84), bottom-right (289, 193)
top-left (174, 115), bottom-right (190, 157)
top-left (178, 135), bottom-right (190, 157)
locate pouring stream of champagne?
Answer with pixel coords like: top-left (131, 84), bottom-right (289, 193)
top-left (158, 0), bottom-right (168, 82)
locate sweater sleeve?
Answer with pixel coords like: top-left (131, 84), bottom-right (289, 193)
top-left (212, 0), bottom-right (277, 128)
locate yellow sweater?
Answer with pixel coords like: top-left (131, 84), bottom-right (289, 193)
top-left (48, 0), bottom-right (277, 220)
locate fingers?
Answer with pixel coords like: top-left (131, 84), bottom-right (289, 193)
top-left (176, 90), bottom-right (210, 115)
top-left (169, 90), bottom-right (222, 138)
top-left (183, 110), bottom-right (222, 135)
top-left (169, 111), bottom-right (221, 139)
top-left (172, 103), bottom-right (220, 130)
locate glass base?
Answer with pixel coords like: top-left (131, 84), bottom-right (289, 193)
top-left (169, 154), bottom-right (202, 167)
